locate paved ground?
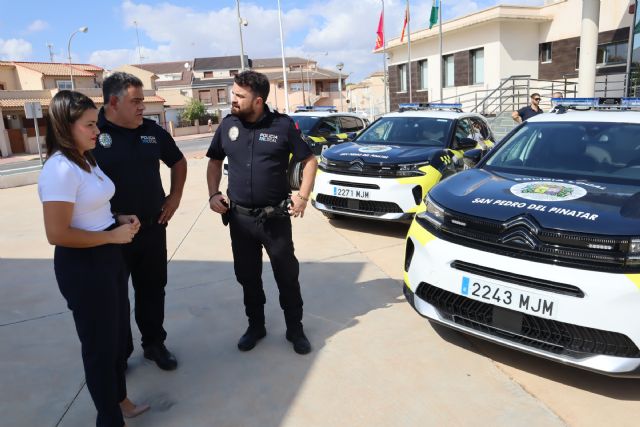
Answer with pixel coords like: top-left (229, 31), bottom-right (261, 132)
top-left (1, 155), bottom-right (639, 427)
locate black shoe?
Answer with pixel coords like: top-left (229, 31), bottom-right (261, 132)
top-left (286, 329), bottom-right (311, 355)
top-left (237, 326), bottom-right (267, 351)
top-left (143, 344), bottom-right (178, 371)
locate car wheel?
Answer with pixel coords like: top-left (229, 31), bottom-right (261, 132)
top-left (322, 211), bottom-right (343, 220)
top-left (289, 161), bottom-right (302, 190)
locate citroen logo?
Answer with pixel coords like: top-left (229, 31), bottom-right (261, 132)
top-left (499, 215), bottom-right (540, 249)
top-left (349, 158), bottom-right (364, 171)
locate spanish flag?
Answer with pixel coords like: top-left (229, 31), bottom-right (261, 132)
top-left (374, 11), bottom-right (384, 50)
top-left (400, 4), bottom-right (409, 43)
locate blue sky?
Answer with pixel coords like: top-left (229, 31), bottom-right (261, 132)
top-left (0, 0), bottom-right (543, 81)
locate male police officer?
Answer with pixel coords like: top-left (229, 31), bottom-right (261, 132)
top-left (206, 70), bottom-right (318, 354)
top-left (94, 72), bottom-right (187, 370)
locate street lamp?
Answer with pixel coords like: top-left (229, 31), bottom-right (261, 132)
top-left (67, 26), bottom-right (88, 90)
top-left (336, 62), bottom-right (344, 112)
top-left (236, 0), bottom-right (248, 71)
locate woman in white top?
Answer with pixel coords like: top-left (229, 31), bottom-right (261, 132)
top-left (38, 91), bottom-right (148, 427)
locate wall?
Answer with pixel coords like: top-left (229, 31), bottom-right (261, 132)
top-left (14, 66), bottom-right (43, 89)
top-left (42, 76), bottom-right (97, 89)
top-left (115, 65), bottom-right (157, 90)
top-left (0, 66), bottom-right (20, 90)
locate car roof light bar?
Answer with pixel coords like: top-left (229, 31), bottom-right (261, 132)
top-left (294, 105), bottom-right (337, 112)
top-left (398, 102), bottom-right (463, 112)
top-left (552, 97), bottom-right (640, 112)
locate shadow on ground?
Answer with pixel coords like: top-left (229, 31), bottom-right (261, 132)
top-left (429, 321), bottom-right (640, 400)
top-left (324, 215), bottom-right (411, 238)
top-left (0, 257), bottom-right (401, 427)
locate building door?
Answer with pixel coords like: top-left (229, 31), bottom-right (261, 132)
top-left (7, 129), bottom-right (25, 153)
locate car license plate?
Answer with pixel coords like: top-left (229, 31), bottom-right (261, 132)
top-left (332, 186), bottom-right (370, 200)
top-left (460, 276), bottom-right (556, 319)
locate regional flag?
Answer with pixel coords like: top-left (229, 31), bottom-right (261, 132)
top-left (429, 0), bottom-right (440, 29)
top-left (375, 10), bottom-right (384, 50)
top-left (400, 4), bottom-right (409, 42)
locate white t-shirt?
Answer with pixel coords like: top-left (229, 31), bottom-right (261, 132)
top-left (38, 152), bottom-right (116, 232)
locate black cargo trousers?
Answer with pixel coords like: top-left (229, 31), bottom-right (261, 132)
top-left (228, 209), bottom-right (304, 331)
top-left (122, 221), bottom-right (168, 355)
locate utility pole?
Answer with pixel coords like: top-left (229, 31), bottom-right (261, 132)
top-left (47, 43), bottom-right (55, 62)
top-left (133, 20), bottom-right (144, 63)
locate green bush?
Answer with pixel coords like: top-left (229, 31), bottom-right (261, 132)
top-left (181, 98), bottom-right (206, 122)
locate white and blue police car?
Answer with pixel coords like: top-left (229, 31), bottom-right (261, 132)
top-left (404, 97), bottom-right (640, 376)
top-left (311, 103), bottom-right (494, 220)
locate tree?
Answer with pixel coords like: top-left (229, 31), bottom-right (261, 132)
top-left (181, 98), bottom-right (206, 122)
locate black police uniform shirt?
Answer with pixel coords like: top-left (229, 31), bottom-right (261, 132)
top-left (94, 108), bottom-right (184, 220)
top-left (517, 105), bottom-right (543, 121)
top-left (207, 106), bottom-right (313, 208)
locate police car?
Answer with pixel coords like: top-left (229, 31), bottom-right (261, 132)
top-left (288, 106), bottom-right (369, 189)
top-left (403, 97), bottom-right (640, 376)
top-left (311, 103), bottom-right (494, 220)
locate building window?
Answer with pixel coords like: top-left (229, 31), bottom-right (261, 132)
top-left (290, 82), bottom-right (311, 92)
top-left (540, 42), bottom-right (552, 63)
top-left (471, 48), bottom-right (484, 85)
top-left (576, 40), bottom-right (629, 68)
top-left (443, 55), bottom-right (454, 87)
top-left (0, 83), bottom-right (5, 90)
top-left (217, 88), bottom-right (227, 104)
top-left (418, 60), bottom-right (428, 90)
top-left (229, 70), bottom-right (239, 77)
top-left (398, 63), bottom-right (407, 92)
top-left (198, 90), bottom-right (212, 105)
top-left (56, 80), bottom-right (72, 90)
top-left (203, 71), bottom-right (213, 78)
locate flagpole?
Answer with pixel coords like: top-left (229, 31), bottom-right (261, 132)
top-left (382, 0), bottom-right (388, 113)
top-left (277, 0), bottom-right (290, 113)
top-left (406, 0), bottom-right (412, 103)
top-left (439, 0), bottom-right (443, 102)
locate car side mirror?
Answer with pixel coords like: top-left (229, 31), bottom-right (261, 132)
top-left (456, 137), bottom-right (479, 150)
top-left (463, 148), bottom-right (483, 168)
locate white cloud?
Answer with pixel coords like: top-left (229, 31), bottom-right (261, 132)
top-left (87, 0), bottom-right (545, 82)
top-left (0, 39), bottom-right (33, 60)
top-left (26, 19), bottom-right (49, 33)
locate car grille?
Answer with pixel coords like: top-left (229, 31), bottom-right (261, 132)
top-left (416, 212), bottom-right (636, 272)
top-left (414, 282), bottom-right (640, 358)
top-left (320, 161), bottom-right (400, 177)
top-left (316, 194), bottom-right (403, 215)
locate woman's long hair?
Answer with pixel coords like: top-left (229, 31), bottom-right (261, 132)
top-left (45, 90), bottom-right (97, 172)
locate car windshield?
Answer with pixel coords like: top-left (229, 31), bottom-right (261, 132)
top-left (484, 121), bottom-right (640, 183)
top-left (292, 116), bottom-right (320, 134)
top-left (355, 117), bottom-right (453, 147)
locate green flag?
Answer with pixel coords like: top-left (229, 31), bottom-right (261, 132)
top-left (429, 0), bottom-right (440, 29)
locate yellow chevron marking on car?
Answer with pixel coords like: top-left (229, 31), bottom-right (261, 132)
top-left (308, 136), bottom-right (327, 143)
top-left (449, 149), bottom-right (464, 159)
top-left (396, 165), bottom-right (442, 206)
top-left (625, 274), bottom-right (640, 291)
top-left (336, 133), bottom-right (349, 139)
top-left (407, 219), bottom-right (436, 246)
top-left (439, 155), bottom-right (451, 165)
top-left (403, 271), bottom-right (410, 288)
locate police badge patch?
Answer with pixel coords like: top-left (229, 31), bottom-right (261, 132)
top-left (98, 133), bottom-right (112, 148)
top-left (228, 126), bottom-right (239, 141)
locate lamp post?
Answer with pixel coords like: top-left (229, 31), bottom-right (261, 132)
top-left (67, 26), bottom-right (88, 90)
top-left (133, 20), bottom-right (144, 63)
top-left (236, 0), bottom-right (248, 71)
top-left (336, 62), bottom-right (344, 112)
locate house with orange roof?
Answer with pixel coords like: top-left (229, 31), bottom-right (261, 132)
top-left (0, 61), bottom-right (166, 158)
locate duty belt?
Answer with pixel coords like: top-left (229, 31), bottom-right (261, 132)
top-left (230, 198), bottom-right (291, 224)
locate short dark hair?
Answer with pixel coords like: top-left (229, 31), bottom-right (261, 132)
top-left (530, 93), bottom-right (541, 99)
top-left (103, 71), bottom-right (143, 105)
top-left (46, 90), bottom-right (97, 172)
top-left (234, 70), bottom-right (270, 101)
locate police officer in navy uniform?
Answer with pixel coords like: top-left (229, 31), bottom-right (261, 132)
top-left (206, 70), bottom-right (318, 354)
top-left (94, 72), bottom-right (187, 370)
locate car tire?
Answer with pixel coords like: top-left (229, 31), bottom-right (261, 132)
top-left (289, 161), bottom-right (303, 190)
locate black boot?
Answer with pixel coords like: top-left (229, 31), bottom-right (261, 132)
top-left (143, 343), bottom-right (178, 371)
top-left (237, 325), bottom-right (267, 351)
top-left (286, 328), bottom-right (311, 355)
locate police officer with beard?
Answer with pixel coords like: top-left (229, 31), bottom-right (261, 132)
top-left (94, 72), bottom-right (187, 370)
top-left (206, 71), bottom-right (318, 354)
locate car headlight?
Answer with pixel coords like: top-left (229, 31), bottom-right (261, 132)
top-left (626, 238), bottom-right (640, 265)
top-left (396, 161), bottom-right (429, 177)
top-left (417, 194), bottom-right (445, 228)
top-left (319, 154), bottom-right (328, 168)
